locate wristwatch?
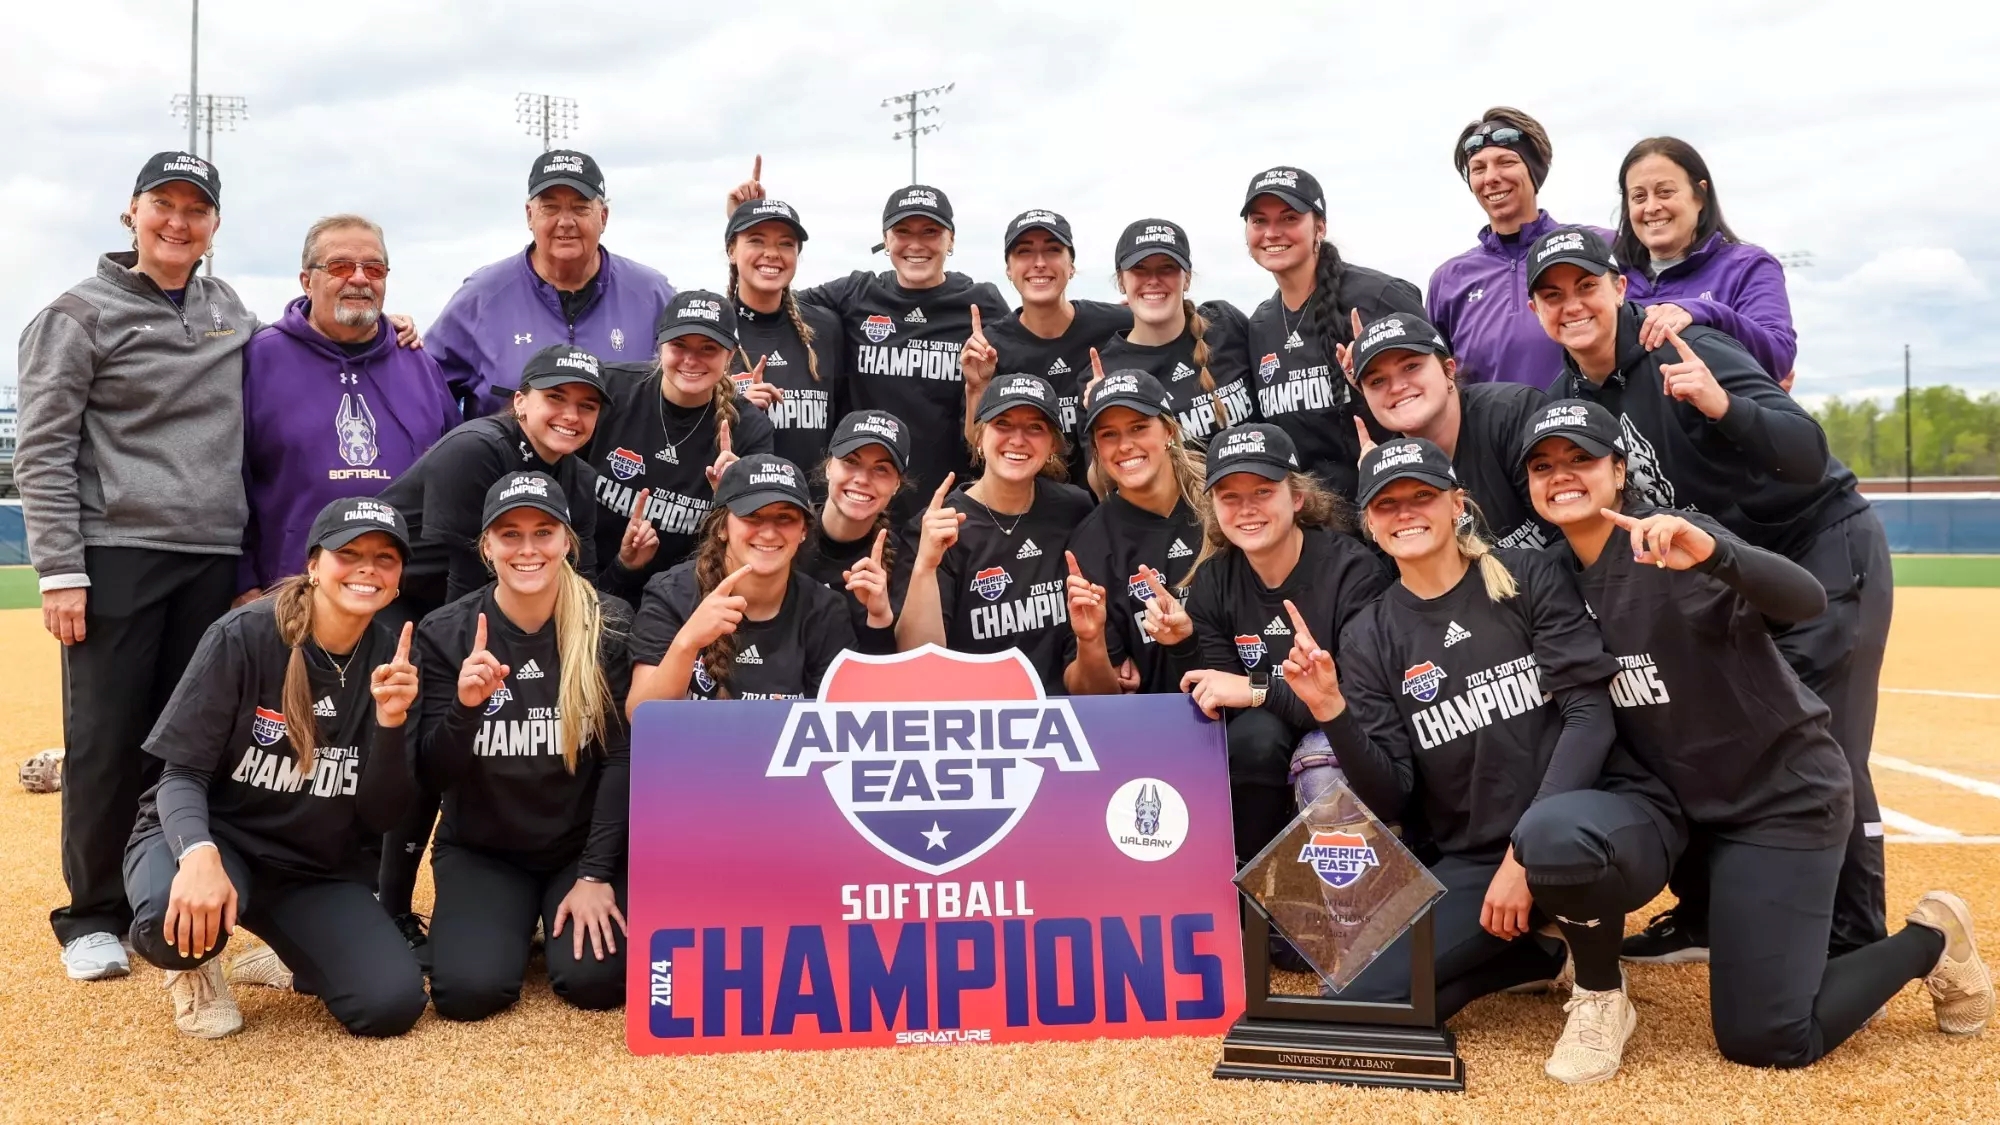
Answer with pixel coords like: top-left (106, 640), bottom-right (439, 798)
top-left (1248, 669), bottom-right (1269, 709)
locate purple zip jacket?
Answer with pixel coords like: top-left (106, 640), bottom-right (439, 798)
top-left (1626, 232), bottom-right (1796, 380)
top-left (240, 296), bottom-right (460, 590)
top-left (1427, 212), bottom-right (1613, 387)
top-left (428, 245), bottom-right (674, 417)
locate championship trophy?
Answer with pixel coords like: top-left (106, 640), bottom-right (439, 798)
top-left (1213, 777), bottom-right (1462, 1090)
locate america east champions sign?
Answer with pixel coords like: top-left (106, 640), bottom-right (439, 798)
top-left (626, 646), bottom-right (1244, 1054)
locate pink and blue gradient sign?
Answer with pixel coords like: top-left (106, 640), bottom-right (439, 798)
top-left (625, 646), bottom-right (1244, 1055)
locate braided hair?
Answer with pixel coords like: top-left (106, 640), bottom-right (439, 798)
top-left (1184, 299), bottom-right (1229, 434)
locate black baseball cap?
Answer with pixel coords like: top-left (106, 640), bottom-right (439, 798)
top-left (1239, 165), bottom-right (1324, 217)
top-left (308, 496), bottom-right (410, 558)
top-left (1526, 226), bottom-right (1618, 289)
top-left (1115, 219), bottom-right (1192, 272)
top-left (1082, 369), bottom-right (1172, 430)
top-left (1520, 399), bottom-right (1626, 466)
top-left (975, 372), bottom-right (1063, 428)
top-left (829, 410), bottom-right (911, 474)
top-left (883, 184), bottom-right (954, 230)
top-left (655, 289), bottom-right (738, 349)
top-left (1203, 423), bottom-right (1300, 490)
top-left (715, 454), bottom-right (812, 516)
top-left (1356, 437), bottom-right (1459, 507)
top-left (518, 344), bottom-right (607, 395)
top-left (481, 470), bottom-right (572, 529)
top-left (727, 198), bottom-right (809, 243)
top-left (1004, 209), bottom-right (1074, 254)
top-left (1351, 312), bottom-right (1452, 380)
top-left (134, 151), bottom-right (219, 207)
top-left (528, 149), bottom-right (605, 200)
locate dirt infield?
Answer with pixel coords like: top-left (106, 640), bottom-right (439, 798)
top-left (3, 592), bottom-right (1997, 1122)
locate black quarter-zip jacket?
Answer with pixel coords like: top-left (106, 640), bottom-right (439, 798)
top-left (1094, 301), bottom-right (1258, 450)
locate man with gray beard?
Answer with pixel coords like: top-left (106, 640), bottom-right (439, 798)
top-left (237, 215), bottom-right (459, 601)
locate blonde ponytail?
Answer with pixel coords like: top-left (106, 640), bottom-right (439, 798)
top-left (1456, 498), bottom-right (1518, 602)
top-left (551, 533), bottom-right (612, 772)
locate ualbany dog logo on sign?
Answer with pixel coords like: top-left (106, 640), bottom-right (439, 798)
top-left (767, 647), bottom-right (1098, 876)
top-left (1298, 830), bottom-right (1378, 889)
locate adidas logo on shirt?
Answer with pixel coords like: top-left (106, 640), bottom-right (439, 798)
top-left (764, 351), bottom-right (789, 367)
top-left (1167, 538), bottom-right (1193, 559)
top-left (904, 308), bottom-right (927, 325)
top-left (1284, 331), bottom-right (1304, 350)
top-left (1047, 357), bottom-right (1072, 377)
top-left (515, 659), bottom-right (545, 680)
top-left (314, 696), bottom-right (337, 717)
top-left (1016, 538), bottom-right (1043, 560)
top-left (1263, 616), bottom-right (1289, 636)
top-left (1443, 621), bottom-right (1472, 647)
top-left (1168, 362), bottom-right (1196, 382)
top-left (737, 645), bottom-right (763, 665)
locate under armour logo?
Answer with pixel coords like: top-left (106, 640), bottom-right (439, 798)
top-left (339, 372), bottom-right (358, 385)
top-left (1468, 288), bottom-right (1485, 302)
top-left (514, 332), bottom-right (533, 345)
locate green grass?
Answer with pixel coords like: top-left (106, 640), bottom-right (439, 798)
top-left (0, 567), bottom-right (36, 610)
top-left (1893, 555), bottom-right (2000, 588)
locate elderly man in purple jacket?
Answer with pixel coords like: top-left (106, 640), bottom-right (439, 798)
top-left (427, 150), bottom-right (674, 417)
top-left (238, 215), bottom-right (460, 598)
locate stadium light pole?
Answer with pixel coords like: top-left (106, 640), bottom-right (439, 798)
top-left (516, 93), bottom-right (578, 153)
top-left (883, 82), bottom-right (954, 182)
top-left (187, 0), bottom-right (198, 151)
top-left (1904, 343), bottom-right (1913, 493)
top-left (170, 93), bottom-right (248, 276)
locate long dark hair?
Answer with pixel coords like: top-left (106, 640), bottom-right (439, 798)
top-left (689, 503), bottom-right (816, 698)
top-left (1613, 137), bottom-right (1739, 277)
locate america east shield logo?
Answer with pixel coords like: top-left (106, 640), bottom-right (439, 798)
top-left (483, 685), bottom-right (514, 717)
top-left (1298, 830), bottom-right (1378, 889)
top-left (1257, 353), bottom-right (1281, 383)
top-left (861, 314), bottom-right (895, 343)
top-left (1234, 634), bottom-right (1265, 668)
top-left (970, 566), bottom-right (1012, 602)
top-left (606, 447), bottom-right (644, 481)
top-left (1402, 661), bottom-right (1447, 703)
top-left (766, 646), bottom-right (1098, 877)
top-left (251, 706), bottom-right (286, 747)
top-left (1127, 572), bottom-right (1156, 602)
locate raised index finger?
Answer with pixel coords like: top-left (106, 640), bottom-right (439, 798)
top-left (717, 420), bottom-right (733, 454)
top-left (1065, 550), bottom-right (1083, 579)
top-left (1283, 599), bottom-right (1319, 652)
top-left (473, 612), bottom-right (487, 654)
top-left (751, 154), bottom-right (762, 183)
top-left (1665, 327), bottom-right (1698, 362)
top-left (714, 563), bottom-right (755, 596)
top-left (750, 356), bottom-right (768, 383)
top-left (929, 472), bottom-right (957, 511)
top-left (969, 305), bottom-right (983, 338)
top-left (1142, 565), bottom-right (1177, 607)
top-left (628, 488), bottom-right (652, 526)
top-left (871, 528), bottom-right (888, 565)
top-left (1089, 346), bottom-right (1106, 382)
top-left (395, 620), bottom-right (414, 664)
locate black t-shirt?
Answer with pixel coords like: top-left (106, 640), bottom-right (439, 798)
top-left (1451, 381), bottom-right (1556, 552)
top-left (795, 519), bottom-right (913, 653)
top-left (414, 585), bottom-right (634, 879)
top-left (729, 297), bottom-right (846, 480)
top-left (1332, 550), bottom-right (1653, 859)
top-left (983, 299), bottom-right (1134, 437)
top-left (1094, 301), bottom-right (1257, 448)
top-left (796, 270), bottom-right (1011, 495)
top-left (584, 362), bottom-right (776, 596)
top-left (1246, 267), bottom-right (1426, 498)
top-left (629, 560), bottom-right (857, 700)
top-left (132, 601), bottom-right (410, 882)
top-left (920, 476), bottom-right (1096, 691)
top-left (378, 414), bottom-right (602, 601)
top-left (1556, 509), bottom-right (1852, 848)
top-left (1063, 492), bottom-right (1205, 694)
top-left (1171, 527), bottom-right (1393, 733)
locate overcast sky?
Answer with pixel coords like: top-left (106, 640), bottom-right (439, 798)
top-left (6, 0), bottom-right (1996, 406)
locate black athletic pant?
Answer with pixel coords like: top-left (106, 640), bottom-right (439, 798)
top-left (52, 547), bottom-right (234, 945)
top-left (373, 583), bottom-right (444, 913)
top-left (1670, 512), bottom-right (1894, 954)
top-left (427, 843), bottom-right (628, 1021)
top-left (1702, 835), bottom-right (1940, 1067)
top-left (1225, 707), bottom-right (1298, 865)
top-left (1513, 789), bottom-right (1677, 992)
top-left (124, 832), bottom-right (427, 1037)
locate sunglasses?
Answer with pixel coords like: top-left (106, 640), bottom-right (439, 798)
top-left (1461, 125), bottom-right (1525, 156)
top-left (311, 259), bottom-right (390, 281)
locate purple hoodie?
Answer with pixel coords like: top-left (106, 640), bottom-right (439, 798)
top-left (240, 296), bottom-right (459, 589)
top-left (1625, 232), bottom-right (1796, 379)
top-left (1427, 211), bottom-right (1614, 387)
top-left (428, 245), bottom-right (673, 417)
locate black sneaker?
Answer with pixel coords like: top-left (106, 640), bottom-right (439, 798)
top-left (393, 912), bottom-right (433, 973)
top-left (1620, 909), bottom-right (1709, 964)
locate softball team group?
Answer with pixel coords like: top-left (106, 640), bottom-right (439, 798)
top-left (16, 106), bottom-right (1993, 1085)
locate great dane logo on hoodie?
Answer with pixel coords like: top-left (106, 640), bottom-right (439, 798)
top-left (335, 393), bottom-right (380, 468)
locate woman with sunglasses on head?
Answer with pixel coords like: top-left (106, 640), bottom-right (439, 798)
top-left (1239, 166), bottom-right (1426, 498)
top-left (628, 455), bottom-right (858, 705)
top-left (1522, 398), bottom-right (1991, 1069)
top-left (583, 289), bottom-right (776, 601)
top-left (1289, 437), bottom-right (1681, 1085)
top-left (416, 472), bottom-right (633, 1021)
top-left (1095, 219), bottom-right (1257, 451)
top-left (899, 374), bottom-right (1094, 689)
top-left (1617, 137), bottom-right (1797, 386)
top-left (1528, 225), bottom-right (1890, 967)
top-left (722, 198), bottom-right (844, 477)
top-left (122, 498), bottom-right (426, 1039)
top-left (959, 209), bottom-right (1133, 442)
top-left (796, 410), bottom-right (916, 652)
top-left (1427, 109), bottom-right (1609, 387)
top-left (1062, 368), bottom-right (1206, 696)
top-left (730, 159), bottom-right (1009, 500)
top-left (1160, 423), bottom-right (1390, 864)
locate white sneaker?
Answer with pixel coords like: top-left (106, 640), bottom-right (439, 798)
top-left (1545, 985), bottom-right (1637, 1085)
top-left (1907, 891), bottom-right (1995, 1036)
top-left (62, 931), bottom-right (130, 981)
top-left (165, 959), bottom-right (242, 1039)
top-left (226, 943), bottom-right (294, 991)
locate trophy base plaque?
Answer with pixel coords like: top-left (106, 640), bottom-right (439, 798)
top-left (1214, 1018), bottom-right (1464, 1090)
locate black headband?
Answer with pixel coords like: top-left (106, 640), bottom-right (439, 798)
top-left (1462, 122), bottom-right (1549, 191)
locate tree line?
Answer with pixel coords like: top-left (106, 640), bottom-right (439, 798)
top-left (1812, 387), bottom-right (2000, 478)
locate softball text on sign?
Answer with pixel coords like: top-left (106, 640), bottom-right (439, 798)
top-left (625, 646), bottom-right (1245, 1055)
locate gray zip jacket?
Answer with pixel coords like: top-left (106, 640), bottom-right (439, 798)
top-left (15, 252), bottom-right (258, 588)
